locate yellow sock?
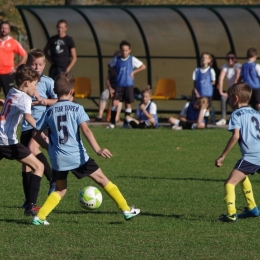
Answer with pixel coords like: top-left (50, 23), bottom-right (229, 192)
top-left (104, 181), bottom-right (130, 211)
top-left (37, 192), bottom-right (61, 220)
top-left (224, 183), bottom-right (236, 215)
top-left (241, 176), bottom-right (256, 210)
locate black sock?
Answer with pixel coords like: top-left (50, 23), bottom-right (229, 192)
top-left (110, 110), bottom-right (116, 125)
top-left (138, 122), bottom-right (147, 129)
top-left (22, 171), bottom-right (32, 203)
top-left (36, 153), bottom-right (52, 181)
top-left (129, 121), bottom-right (139, 128)
top-left (27, 174), bottom-right (42, 209)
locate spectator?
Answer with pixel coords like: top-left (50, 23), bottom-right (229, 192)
top-left (216, 51), bottom-right (241, 126)
top-left (168, 97), bottom-right (209, 130)
top-left (95, 51), bottom-right (122, 122)
top-left (43, 19), bottom-right (77, 80)
top-left (0, 21), bottom-right (27, 96)
top-left (239, 47), bottom-right (260, 111)
top-left (125, 86), bottom-right (158, 129)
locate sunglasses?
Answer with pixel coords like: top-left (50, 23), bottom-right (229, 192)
top-left (226, 57), bottom-right (235, 60)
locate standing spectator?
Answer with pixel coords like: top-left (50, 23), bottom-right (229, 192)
top-left (107, 40), bottom-right (146, 129)
top-left (0, 21), bottom-right (27, 96)
top-left (216, 51), bottom-right (241, 125)
top-left (43, 19), bottom-right (77, 80)
top-left (239, 47), bottom-right (260, 111)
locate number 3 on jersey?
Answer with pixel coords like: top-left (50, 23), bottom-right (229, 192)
top-left (251, 116), bottom-right (260, 140)
top-left (57, 114), bottom-right (68, 144)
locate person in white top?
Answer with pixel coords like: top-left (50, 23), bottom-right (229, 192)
top-left (216, 51), bottom-right (241, 126)
top-left (0, 64), bottom-right (45, 217)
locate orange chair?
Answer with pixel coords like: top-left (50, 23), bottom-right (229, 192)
top-left (151, 78), bottom-right (176, 100)
top-left (74, 77), bottom-right (91, 98)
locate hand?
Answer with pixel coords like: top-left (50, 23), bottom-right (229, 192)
top-left (38, 99), bottom-right (48, 106)
top-left (9, 68), bottom-right (16, 74)
top-left (215, 156), bottom-right (224, 167)
top-left (34, 91), bottom-right (41, 100)
top-left (97, 148), bottom-right (112, 159)
top-left (130, 72), bottom-right (134, 79)
top-left (140, 104), bottom-right (146, 111)
top-left (221, 93), bottom-right (228, 98)
top-left (109, 88), bottom-right (115, 95)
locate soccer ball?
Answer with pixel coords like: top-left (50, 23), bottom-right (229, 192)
top-left (79, 186), bottom-right (102, 210)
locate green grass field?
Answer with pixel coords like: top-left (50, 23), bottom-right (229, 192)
top-left (1, 127), bottom-right (260, 259)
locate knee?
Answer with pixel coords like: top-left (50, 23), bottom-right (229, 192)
top-left (35, 161), bottom-right (44, 175)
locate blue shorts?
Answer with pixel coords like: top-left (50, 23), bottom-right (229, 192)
top-left (234, 159), bottom-right (260, 175)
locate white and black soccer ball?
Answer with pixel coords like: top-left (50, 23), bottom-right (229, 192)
top-left (79, 186), bottom-right (102, 210)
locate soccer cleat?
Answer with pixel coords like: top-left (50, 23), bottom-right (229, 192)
top-left (48, 180), bottom-right (56, 195)
top-left (31, 216), bottom-right (50, 226)
top-left (123, 206), bottom-right (140, 220)
top-left (237, 207), bottom-right (259, 219)
top-left (24, 204), bottom-right (40, 216)
top-left (218, 213), bottom-right (238, 223)
top-left (216, 119), bottom-right (226, 126)
top-left (106, 124), bottom-right (115, 129)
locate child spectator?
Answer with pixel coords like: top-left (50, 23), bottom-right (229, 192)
top-left (95, 51), bottom-right (122, 122)
top-left (239, 47), bottom-right (260, 111)
top-left (192, 52), bottom-right (216, 123)
top-left (216, 51), bottom-right (241, 125)
top-left (31, 72), bottom-right (140, 225)
top-left (20, 49), bottom-right (57, 209)
top-left (0, 65), bottom-right (45, 216)
top-left (216, 83), bottom-right (260, 222)
top-left (107, 40), bottom-right (146, 129)
top-left (125, 86), bottom-right (158, 129)
top-left (168, 97), bottom-right (209, 130)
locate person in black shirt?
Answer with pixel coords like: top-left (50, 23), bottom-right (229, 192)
top-left (43, 19), bottom-right (77, 80)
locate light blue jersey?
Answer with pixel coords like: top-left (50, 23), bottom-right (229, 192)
top-left (228, 106), bottom-right (260, 165)
top-left (36, 100), bottom-right (90, 171)
top-left (22, 75), bottom-right (56, 131)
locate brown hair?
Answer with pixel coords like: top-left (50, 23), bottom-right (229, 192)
top-left (195, 97), bottom-right (209, 109)
top-left (228, 83), bottom-right (252, 103)
top-left (247, 47), bottom-right (257, 59)
top-left (200, 52), bottom-right (213, 67)
top-left (15, 64), bottom-right (40, 88)
top-left (54, 72), bottom-right (75, 96)
top-left (56, 19), bottom-right (67, 27)
top-left (0, 21), bottom-right (10, 29)
top-left (119, 40), bottom-right (131, 50)
top-left (26, 48), bottom-right (45, 66)
top-left (141, 85), bottom-right (152, 96)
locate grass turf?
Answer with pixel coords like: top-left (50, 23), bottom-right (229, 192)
top-left (1, 127), bottom-right (260, 259)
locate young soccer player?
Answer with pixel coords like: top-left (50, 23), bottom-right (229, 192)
top-left (239, 47), bottom-right (260, 111)
top-left (31, 72), bottom-right (140, 225)
top-left (125, 86), bottom-right (158, 129)
top-left (0, 64), bottom-right (44, 216)
top-left (107, 40), bottom-right (146, 129)
top-left (20, 49), bottom-right (57, 209)
top-left (168, 97), bottom-right (209, 130)
top-left (215, 83), bottom-right (260, 222)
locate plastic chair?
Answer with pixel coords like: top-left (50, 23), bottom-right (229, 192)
top-left (151, 78), bottom-right (176, 100)
top-left (74, 77), bottom-right (91, 98)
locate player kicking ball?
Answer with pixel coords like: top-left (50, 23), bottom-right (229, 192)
top-left (215, 83), bottom-right (260, 222)
top-left (31, 72), bottom-right (140, 225)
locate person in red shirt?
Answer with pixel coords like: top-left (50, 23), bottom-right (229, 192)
top-left (0, 21), bottom-right (27, 96)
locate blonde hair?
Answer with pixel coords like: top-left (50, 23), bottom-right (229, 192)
top-left (27, 48), bottom-right (45, 66)
top-left (228, 83), bottom-right (252, 103)
top-left (195, 97), bottom-right (209, 109)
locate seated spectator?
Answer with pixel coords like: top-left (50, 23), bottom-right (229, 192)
top-left (169, 97), bottom-right (209, 130)
top-left (95, 51), bottom-right (122, 122)
top-left (125, 86), bottom-right (158, 129)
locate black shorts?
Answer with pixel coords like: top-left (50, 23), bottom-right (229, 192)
top-left (52, 158), bottom-right (100, 181)
top-left (250, 88), bottom-right (260, 109)
top-left (0, 143), bottom-right (31, 160)
top-left (114, 86), bottom-right (135, 103)
top-left (234, 159), bottom-right (260, 175)
top-left (179, 121), bottom-right (193, 129)
top-left (20, 129), bottom-right (34, 148)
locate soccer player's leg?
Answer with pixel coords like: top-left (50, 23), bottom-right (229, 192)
top-left (89, 168), bottom-right (140, 220)
top-left (33, 178), bottom-right (65, 225)
top-left (19, 153), bottom-right (44, 216)
top-left (219, 169), bottom-right (246, 222)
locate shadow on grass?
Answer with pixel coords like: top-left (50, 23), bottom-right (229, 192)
top-left (0, 218), bottom-right (29, 225)
top-left (118, 175), bottom-right (226, 182)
